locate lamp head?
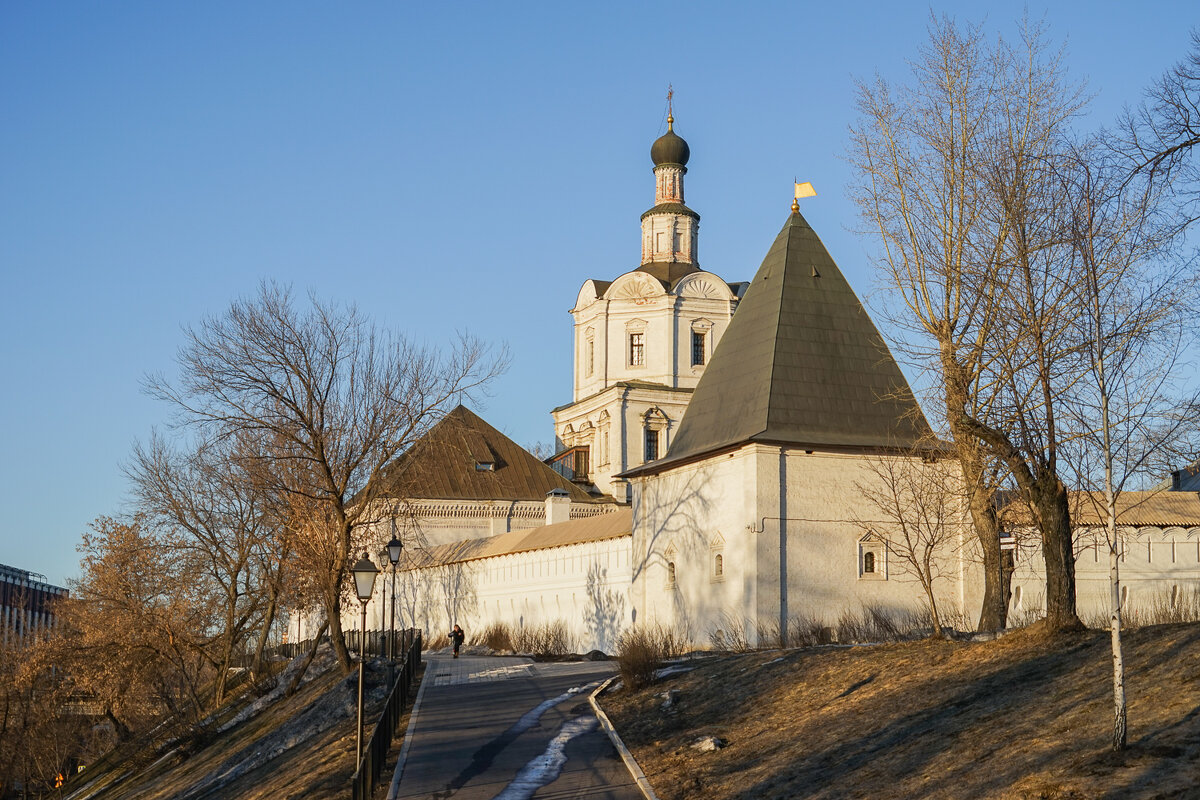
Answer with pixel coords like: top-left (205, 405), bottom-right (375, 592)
top-left (351, 552), bottom-right (379, 602)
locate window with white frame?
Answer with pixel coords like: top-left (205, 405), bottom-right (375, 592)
top-left (710, 532), bottom-right (726, 583)
top-left (644, 426), bottom-right (659, 461)
top-left (629, 331), bottom-right (644, 366)
top-left (690, 319), bottom-right (712, 368)
top-left (584, 329), bottom-right (595, 377)
top-left (858, 533), bottom-right (887, 581)
top-left (643, 407), bottom-right (668, 463)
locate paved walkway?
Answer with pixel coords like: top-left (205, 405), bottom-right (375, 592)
top-left (389, 655), bottom-right (644, 800)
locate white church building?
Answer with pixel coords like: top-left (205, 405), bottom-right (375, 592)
top-left (347, 114), bottom-right (1200, 652)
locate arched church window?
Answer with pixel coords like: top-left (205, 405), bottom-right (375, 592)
top-left (863, 551), bottom-right (875, 574)
top-left (714, 553), bottom-right (723, 577)
top-left (666, 561), bottom-right (676, 587)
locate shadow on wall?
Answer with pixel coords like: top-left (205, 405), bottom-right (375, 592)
top-left (583, 563), bottom-right (626, 652)
top-left (633, 464), bottom-right (718, 644)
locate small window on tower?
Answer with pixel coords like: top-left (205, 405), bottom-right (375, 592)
top-left (858, 534), bottom-right (886, 581)
top-left (629, 332), bottom-right (645, 366)
top-left (586, 337), bottom-right (594, 377)
top-left (692, 330), bottom-right (706, 366)
top-left (645, 426), bottom-right (659, 462)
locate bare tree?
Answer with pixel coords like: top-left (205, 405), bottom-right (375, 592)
top-left (127, 432), bottom-right (276, 704)
top-left (853, 455), bottom-right (961, 637)
top-left (147, 282), bottom-right (506, 672)
top-left (1116, 30), bottom-right (1200, 230)
top-left (1059, 141), bottom-right (1200, 751)
top-left (850, 14), bottom-right (1088, 631)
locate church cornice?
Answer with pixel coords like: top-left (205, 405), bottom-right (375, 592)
top-left (640, 202), bottom-right (700, 222)
top-left (551, 381), bottom-right (693, 414)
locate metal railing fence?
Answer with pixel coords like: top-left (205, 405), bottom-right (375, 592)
top-left (351, 629), bottom-right (422, 800)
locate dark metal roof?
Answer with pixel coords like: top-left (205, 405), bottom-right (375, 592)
top-left (379, 405), bottom-right (597, 503)
top-left (651, 129), bottom-right (690, 167)
top-left (626, 209), bottom-right (933, 476)
top-left (639, 202), bottom-right (700, 222)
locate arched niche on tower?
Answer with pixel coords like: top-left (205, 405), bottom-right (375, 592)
top-left (672, 271), bottom-right (738, 302)
top-left (607, 271), bottom-right (669, 303)
top-left (573, 279), bottom-right (612, 312)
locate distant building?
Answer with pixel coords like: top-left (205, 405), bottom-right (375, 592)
top-left (1, 563), bottom-right (68, 647)
top-left (1165, 462), bottom-right (1200, 492)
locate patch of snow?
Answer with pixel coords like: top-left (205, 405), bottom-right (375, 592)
top-left (691, 735), bottom-right (726, 752)
top-left (509, 680), bottom-right (602, 736)
top-left (653, 665), bottom-right (694, 679)
top-left (490, 716), bottom-right (599, 800)
top-left (218, 646), bottom-right (336, 734)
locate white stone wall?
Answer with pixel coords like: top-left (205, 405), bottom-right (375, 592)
top-left (364, 536), bottom-right (633, 653)
top-left (631, 445), bottom-right (971, 647)
top-left (1001, 525), bottom-right (1200, 625)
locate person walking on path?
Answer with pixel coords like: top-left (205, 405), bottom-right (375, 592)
top-left (450, 624), bottom-right (465, 658)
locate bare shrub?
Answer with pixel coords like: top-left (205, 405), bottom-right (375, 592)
top-left (473, 622), bottom-right (514, 652)
top-left (617, 625), bottom-right (669, 690)
top-left (836, 605), bottom-right (925, 643)
top-left (708, 613), bottom-right (752, 652)
top-left (424, 634), bottom-right (450, 651)
top-left (511, 620), bottom-right (574, 657)
top-left (1006, 606), bottom-right (1046, 630)
top-left (788, 613), bottom-right (834, 648)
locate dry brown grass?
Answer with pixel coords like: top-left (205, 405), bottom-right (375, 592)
top-left (601, 622), bottom-right (1200, 799)
top-left (64, 654), bottom-right (413, 800)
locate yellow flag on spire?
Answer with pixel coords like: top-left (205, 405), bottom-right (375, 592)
top-left (794, 181), bottom-right (816, 199)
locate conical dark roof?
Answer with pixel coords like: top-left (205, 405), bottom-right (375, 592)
top-left (379, 405), bottom-right (596, 503)
top-left (630, 209), bottom-right (932, 474)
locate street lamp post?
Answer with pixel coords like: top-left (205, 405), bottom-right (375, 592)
top-left (351, 552), bottom-right (379, 767)
top-left (387, 530), bottom-right (404, 669)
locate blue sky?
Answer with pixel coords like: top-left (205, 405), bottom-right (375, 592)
top-left (1, 2), bottom-right (1195, 587)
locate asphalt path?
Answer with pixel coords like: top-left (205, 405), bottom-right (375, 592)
top-left (391, 655), bottom-right (643, 800)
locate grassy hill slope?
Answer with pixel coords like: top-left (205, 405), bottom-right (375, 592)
top-left (603, 623), bottom-right (1200, 799)
top-left (63, 648), bottom-right (400, 800)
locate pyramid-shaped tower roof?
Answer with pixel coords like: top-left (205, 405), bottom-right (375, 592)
top-left (627, 208), bottom-right (933, 475)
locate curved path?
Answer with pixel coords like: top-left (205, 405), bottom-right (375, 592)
top-left (389, 654), bottom-right (643, 800)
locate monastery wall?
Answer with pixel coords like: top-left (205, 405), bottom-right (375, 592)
top-left (356, 535), bottom-right (634, 654)
top-left (998, 525), bottom-right (1200, 625)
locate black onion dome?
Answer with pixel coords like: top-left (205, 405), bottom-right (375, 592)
top-left (651, 125), bottom-right (690, 167)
